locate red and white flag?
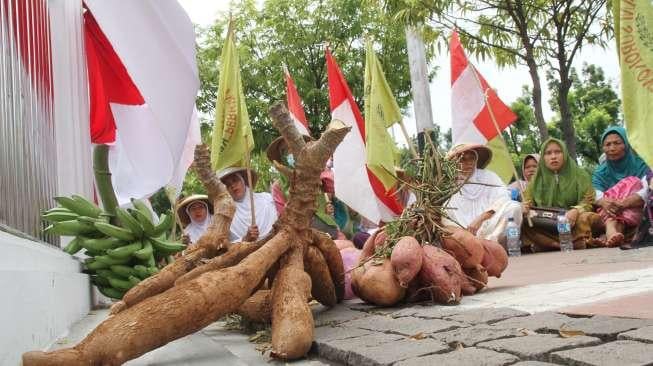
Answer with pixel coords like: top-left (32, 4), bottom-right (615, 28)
top-left (326, 49), bottom-right (402, 224)
top-left (450, 32), bottom-right (516, 143)
top-left (450, 31), bottom-right (517, 181)
top-left (284, 66), bottom-right (310, 136)
top-left (84, 1), bottom-right (200, 204)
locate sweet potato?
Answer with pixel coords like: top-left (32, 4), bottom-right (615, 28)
top-left (390, 236), bottom-right (423, 287)
top-left (480, 239), bottom-right (508, 278)
top-left (335, 239), bottom-right (355, 250)
top-left (418, 245), bottom-right (464, 304)
top-left (464, 266), bottom-right (488, 293)
top-left (351, 258), bottom-right (405, 306)
top-left (359, 230), bottom-right (380, 262)
top-left (440, 226), bottom-right (484, 269)
top-left (374, 230), bottom-right (388, 247)
top-left (339, 247), bottom-right (361, 300)
top-left (405, 278), bottom-right (430, 303)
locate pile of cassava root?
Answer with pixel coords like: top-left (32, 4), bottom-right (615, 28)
top-left (350, 141), bottom-right (508, 307)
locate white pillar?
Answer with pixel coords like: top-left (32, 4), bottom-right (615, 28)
top-left (405, 27), bottom-right (435, 134)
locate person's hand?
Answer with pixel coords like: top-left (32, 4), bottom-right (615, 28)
top-left (244, 225), bottom-right (259, 241)
top-left (468, 211), bottom-right (495, 235)
top-left (599, 198), bottom-right (620, 217)
top-left (181, 234), bottom-right (191, 245)
top-left (566, 208), bottom-right (579, 228)
top-left (325, 202), bottom-right (335, 216)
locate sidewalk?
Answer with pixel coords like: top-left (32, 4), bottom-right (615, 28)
top-left (49, 246), bottom-right (653, 365)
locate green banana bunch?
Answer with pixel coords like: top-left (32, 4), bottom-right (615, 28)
top-left (43, 194), bottom-right (187, 300)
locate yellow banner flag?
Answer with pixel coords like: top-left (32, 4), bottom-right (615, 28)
top-left (613, 0), bottom-right (653, 167)
top-left (211, 27), bottom-right (254, 171)
top-left (364, 41), bottom-right (401, 190)
top-left (485, 136), bottom-right (513, 184)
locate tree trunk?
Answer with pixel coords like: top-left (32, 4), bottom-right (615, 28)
top-left (557, 66), bottom-right (577, 160)
top-left (527, 59), bottom-right (548, 140)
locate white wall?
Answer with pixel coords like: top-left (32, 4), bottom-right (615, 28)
top-left (0, 231), bottom-right (91, 365)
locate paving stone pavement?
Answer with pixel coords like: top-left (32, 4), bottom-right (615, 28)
top-left (310, 302), bottom-right (653, 366)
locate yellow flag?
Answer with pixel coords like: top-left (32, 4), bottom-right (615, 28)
top-left (211, 27), bottom-right (254, 171)
top-left (364, 41), bottom-right (401, 190)
top-left (613, 0), bottom-right (653, 167)
top-left (485, 136), bottom-right (513, 184)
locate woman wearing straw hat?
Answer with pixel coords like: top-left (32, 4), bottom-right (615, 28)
top-left (177, 195), bottom-right (214, 245)
top-left (217, 166), bottom-right (278, 242)
top-left (445, 143), bottom-right (522, 246)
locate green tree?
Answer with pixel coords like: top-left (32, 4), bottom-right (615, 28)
top-left (196, 0), bottom-right (414, 152)
top-left (547, 64), bottom-right (621, 167)
top-left (505, 86), bottom-right (542, 157)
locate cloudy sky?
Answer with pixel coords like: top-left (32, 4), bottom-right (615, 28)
top-left (178, 0), bottom-right (621, 143)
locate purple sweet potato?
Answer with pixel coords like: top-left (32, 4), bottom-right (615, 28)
top-left (479, 239), bottom-right (508, 278)
top-left (339, 247), bottom-right (361, 300)
top-left (441, 226), bottom-right (484, 269)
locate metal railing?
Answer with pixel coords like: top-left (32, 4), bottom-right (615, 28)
top-left (0, 0), bottom-right (57, 244)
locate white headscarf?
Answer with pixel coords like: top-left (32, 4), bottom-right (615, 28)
top-left (228, 174), bottom-right (278, 242)
top-left (446, 168), bottom-right (511, 227)
top-left (183, 201), bottom-right (212, 243)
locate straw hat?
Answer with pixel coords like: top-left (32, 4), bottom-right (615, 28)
top-left (217, 166), bottom-right (258, 188)
top-left (176, 194), bottom-right (213, 228)
top-left (266, 135), bottom-right (313, 164)
top-left (446, 143), bottom-right (493, 169)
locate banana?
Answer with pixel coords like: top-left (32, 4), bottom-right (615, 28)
top-left (143, 252), bottom-right (157, 268)
top-left (76, 216), bottom-right (103, 225)
top-left (85, 260), bottom-right (110, 271)
top-left (133, 265), bottom-right (150, 279)
top-left (149, 237), bottom-right (185, 254)
top-left (81, 237), bottom-right (125, 252)
top-left (151, 213), bottom-right (173, 237)
top-left (107, 276), bottom-right (135, 291)
top-left (91, 275), bottom-right (110, 287)
top-left (43, 207), bottom-right (73, 215)
top-left (42, 211), bottom-right (79, 223)
top-left (70, 195), bottom-right (103, 218)
top-left (110, 265), bottom-right (139, 279)
top-left (147, 266), bottom-right (159, 275)
top-left (95, 255), bottom-right (131, 266)
top-left (45, 220), bottom-right (97, 236)
top-left (133, 241), bottom-right (153, 260)
top-left (98, 286), bottom-right (125, 299)
top-left (96, 269), bottom-right (116, 279)
top-left (62, 237), bottom-right (83, 255)
top-left (130, 209), bottom-right (155, 237)
top-left (94, 222), bottom-right (136, 242)
top-left (127, 275), bottom-right (141, 287)
top-left (107, 241), bottom-right (142, 259)
top-left (131, 198), bottom-right (152, 218)
top-left (115, 207), bottom-right (144, 237)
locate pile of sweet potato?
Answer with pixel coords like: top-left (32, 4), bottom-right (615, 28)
top-left (350, 226), bottom-right (508, 307)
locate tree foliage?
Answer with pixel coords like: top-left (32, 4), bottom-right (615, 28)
top-left (196, 0), bottom-right (414, 152)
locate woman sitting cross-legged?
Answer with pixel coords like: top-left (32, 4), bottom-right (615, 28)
top-left (592, 126), bottom-right (650, 249)
top-left (445, 143), bottom-right (522, 247)
top-left (522, 138), bottom-right (603, 251)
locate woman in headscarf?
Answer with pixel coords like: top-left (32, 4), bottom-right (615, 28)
top-left (177, 195), bottom-right (213, 244)
top-left (445, 144), bottom-right (522, 246)
top-left (509, 153), bottom-right (540, 201)
top-left (522, 138), bottom-right (602, 251)
top-left (218, 167), bottom-right (278, 242)
top-left (592, 126), bottom-right (650, 248)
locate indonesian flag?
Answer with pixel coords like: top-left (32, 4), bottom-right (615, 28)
top-left (326, 49), bottom-right (403, 224)
top-left (284, 66), bottom-right (311, 136)
top-left (83, 1), bottom-right (200, 204)
top-left (450, 31), bottom-right (516, 182)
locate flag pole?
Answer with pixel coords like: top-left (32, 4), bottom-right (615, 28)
top-left (468, 65), bottom-right (532, 226)
top-left (398, 120), bottom-right (419, 159)
top-left (243, 138), bottom-right (257, 226)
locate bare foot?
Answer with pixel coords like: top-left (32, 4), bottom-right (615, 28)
top-left (606, 232), bottom-right (625, 247)
top-left (586, 236), bottom-right (606, 248)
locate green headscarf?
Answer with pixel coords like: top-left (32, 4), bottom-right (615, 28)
top-left (592, 126), bottom-right (650, 192)
top-left (527, 138), bottom-right (592, 209)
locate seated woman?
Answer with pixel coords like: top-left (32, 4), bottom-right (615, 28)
top-left (445, 144), bottom-right (522, 246)
top-left (592, 126), bottom-right (650, 248)
top-left (176, 194), bottom-right (213, 245)
top-left (218, 167), bottom-right (278, 242)
top-left (522, 138), bottom-right (603, 251)
top-left (509, 153), bottom-right (539, 201)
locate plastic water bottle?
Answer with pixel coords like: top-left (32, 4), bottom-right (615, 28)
top-left (506, 217), bottom-right (521, 257)
top-left (558, 212), bottom-right (573, 253)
